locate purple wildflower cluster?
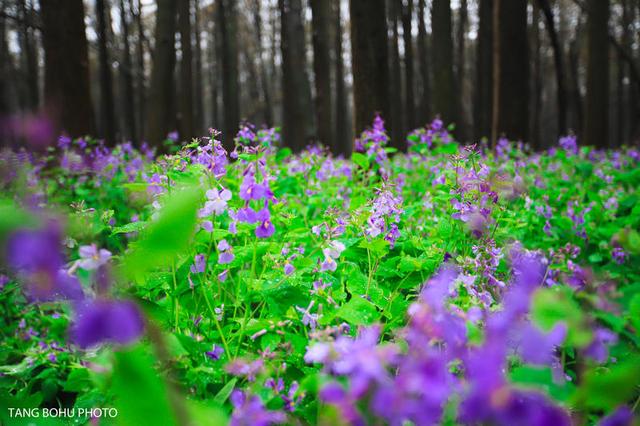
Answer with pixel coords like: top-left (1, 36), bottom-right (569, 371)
top-left (365, 186), bottom-right (403, 248)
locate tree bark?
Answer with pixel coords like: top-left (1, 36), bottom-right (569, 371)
top-left (417, 0), bottom-right (431, 123)
top-left (208, 6), bottom-right (219, 130)
top-left (146, 0), bottom-right (177, 146)
top-left (583, 0), bottom-right (609, 148)
top-left (455, 0), bottom-right (469, 142)
top-left (334, 0), bottom-right (351, 155)
top-left (41, 0), bottom-right (95, 138)
top-left (474, 0), bottom-right (492, 141)
top-left (194, 0), bottom-right (204, 134)
top-left (219, 0), bottom-right (240, 149)
top-left (531, 2), bottom-right (542, 149)
top-left (431, 0), bottom-right (455, 123)
top-left (130, 0), bottom-right (146, 142)
top-left (119, 0), bottom-right (137, 142)
top-left (178, 0), bottom-right (194, 141)
top-left (311, 0), bottom-right (334, 150)
top-left (536, 0), bottom-right (568, 137)
top-left (491, 0), bottom-right (529, 144)
top-left (96, 0), bottom-right (117, 144)
top-left (0, 2), bottom-right (9, 117)
top-left (349, 0), bottom-right (389, 135)
top-left (17, 0), bottom-right (38, 111)
top-left (252, 0), bottom-right (273, 127)
top-left (280, 0), bottom-right (315, 151)
top-left (402, 0), bottom-right (415, 134)
top-left (388, 0), bottom-right (404, 148)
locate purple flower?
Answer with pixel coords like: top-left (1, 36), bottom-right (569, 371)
top-left (284, 262), bottom-right (294, 275)
top-left (255, 208), bottom-right (275, 238)
top-left (239, 175), bottom-right (268, 201)
top-left (612, 247), bottom-right (627, 265)
top-left (77, 244), bottom-right (112, 270)
top-left (205, 344), bottom-right (224, 361)
top-left (296, 301), bottom-right (320, 329)
top-left (217, 239), bottom-right (235, 264)
top-left (191, 254), bottom-right (206, 273)
top-left (598, 406), bottom-right (633, 426)
top-left (200, 188), bottom-right (232, 216)
top-left (230, 390), bottom-right (286, 426)
top-left (72, 299), bottom-right (144, 349)
top-left (167, 131), bottom-right (179, 142)
top-left (6, 226), bottom-right (84, 302)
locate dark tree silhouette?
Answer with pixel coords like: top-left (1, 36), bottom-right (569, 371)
top-left (474, 0), bottom-right (492, 141)
top-left (311, 0), bottom-right (334, 150)
top-left (350, 0), bottom-right (389, 136)
top-left (334, 0), bottom-right (351, 155)
top-left (219, 0), bottom-right (240, 149)
top-left (41, 0), bottom-right (95, 137)
top-left (431, 0), bottom-right (455, 123)
top-left (402, 0), bottom-right (415, 134)
top-left (119, 0), bottom-right (137, 142)
top-left (96, 0), bottom-right (116, 144)
top-left (178, 0), bottom-right (194, 140)
top-left (417, 0), bottom-right (431, 123)
top-left (146, 0), bottom-right (177, 145)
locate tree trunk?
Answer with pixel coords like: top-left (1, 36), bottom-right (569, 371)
top-left (41, 0), bottom-right (95, 138)
top-left (146, 0), bottom-right (177, 146)
top-left (531, 2), bottom-right (542, 149)
top-left (583, 0), bottom-right (609, 149)
top-left (334, 0), bottom-right (351, 155)
top-left (417, 0), bottom-right (431, 123)
top-left (252, 0), bottom-right (273, 127)
top-left (208, 7), bottom-right (219, 130)
top-left (311, 0), bottom-right (334, 150)
top-left (96, 0), bottom-right (117, 144)
top-left (131, 0), bottom-right (146, 142)
top-left (474, 0), bottom-right (492, 141)
top-left (280, 0), bottom-right (315, 151)
top-left (402, 0), bottom-right (414, 134)
top-left (0, 3), bottom-right (9, 117)
top-left (178, 0), bottom-right (194, 140)
top-left (194, 0), bottom-right (204, 134)
top-left (536, 0), bottom-right (568, 137)
top-left (349, 0), bottom-right (389, 135)
top-left (491, 0), bottom-right (529, 144)
top-left (219, 0), bottom-right (240, 149)
top-left (17, 0), bottom-right (38, 111)
top-left (388, 0), bottom-right (404, 149)
top-left (455, 0), bottom-right (469, 142)
top-left (431, 0), bottom-right (455, 123)
top-left (119, 0), bottom-right (137, 142)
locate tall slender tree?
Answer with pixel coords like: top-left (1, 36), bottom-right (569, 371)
top-left (311, 0), bottom-right (334, 149)
top-left (130, 0), bottom-right (146, 141)
top-left (334, 0), bottom-right (350, 155)
top-left (0, 1), bottom-right (9, 117)
top-left (491, 0), bottom-right (529, 144)
top-left (280, 0), bottom-right (314, 151)
top-left (208, 7), bottom-right (219, 129)
top-left (349, 0), bottom-right (389, 135)
top-left (96, 0), bottom-right (117, 143)
top-left (178, 0), bottom-right (194, 140)
top-left (417, 0), bottom-right (431, 123)
top-left (146, 0), bottom-right (177, 145)
top-left (455, 0), bottom-right (469, 141)
top-left (41, 0), bottom-right (95, 137)
top-left (252, 0), bottom-right (273, 126)
top-left (194, 0), bottom-right (204, 134)
top-left (17, 0), bottom-right (38, 111)
top-left (474, 0), bottom-right (492, 141)
top-left (119, 0), bottom-right (137, 142)
top-left (388, 0), bottom-right (403, 148)
top-left (402, 0), bottom-right (415, 134)
top-left (583, 0), bottom-right (609, 148)
top-left (431, 0), bottom-right (455, 123)
top-left (537, 0), bottom-right (568, 137)
top-left (219, 0), bottom-right (240, 149)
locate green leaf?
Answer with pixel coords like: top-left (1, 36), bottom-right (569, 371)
top-left (112, 346), bottom-right (178, 426)
top-left (510, 366), bottom-right (576, 402)
top-left (62, 368), bottom-right (91, 392)
top-left (112, 221), bottom-right (148, 235)
top-left (336, 297), bottom-right (379, 325)
top-left (123, 187), bottom-right (202, 277)
top-left (628, 294), bottom-right (640, 334)
top-left (576, 356), bottom-right (640, 411)
top-left (531, 287), bottom-right (592, 347)
top-left (214, 378), bottom-right (237, 405)
top-left (351, 152), bottom-right (370, 170)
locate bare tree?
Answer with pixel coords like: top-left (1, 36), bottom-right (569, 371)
top-left (178, 0), bottom-right (194, 140)
top-left (146, 0), bottom-right (177, 145)
top-left (388, 0), bottom-right (404, 148)
top-left (417, 0), bottom-right (431, 123)
top-left (350, 0), bottom-right (389, 135)
top-left (431, 0), bottom-right (455, 123)
top-left (491, 0), bottom-right (529, 144)
top-left (219, 0), bottom-right (240, 149)
top-left (279, 0), bottom-right (314, 151)
top-left (41, 0), bottom-right (95, 137)
top-left (402, 0), bottom-right (415, 134)
top-left (119, 0), bottom-right (137, 142)
top-left (474, 0), bottom-right (492, 141)
top-left (194, 0), bottom-right (204, 134)
top-left (583, 0), bottom-right (609, 148)
top-left (334, 0), bottom-right (351, 155)
top-left (96, 0), bottom-right (117, 143)
top-left (311, 0), bottom-right (334, 149)
top-left (252, 0), bottom-right (273, 126)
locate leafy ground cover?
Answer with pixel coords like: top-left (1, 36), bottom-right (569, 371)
top-left (0, 118), bottom-right (639, 425)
